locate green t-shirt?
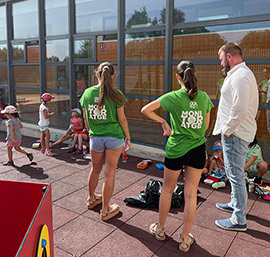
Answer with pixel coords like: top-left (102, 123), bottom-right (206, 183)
top-left (259, 79), bottom-right (268, 103)
top-left (246, 144), bottom-right (263, 166)
top-left (80, 85), bottom-right (126, 138)
top-left (159, 89), bottom-right (213, 159)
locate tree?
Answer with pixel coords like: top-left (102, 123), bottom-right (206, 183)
top-left (75, 40), bottom-right (93, 59)
top-left (159, 7), bottom-right (185, 25)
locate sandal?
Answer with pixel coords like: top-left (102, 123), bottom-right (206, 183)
top-left (87, 194), bottom-right (102, 209)
top-left (100, 204), bottom-right (120, 221)
top-left (149, 223), bottom-right (166, 241)
top-left (179, 233), bottom-right (195, 253)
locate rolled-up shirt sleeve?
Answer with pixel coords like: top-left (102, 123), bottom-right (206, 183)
top-left (222, 76), bottom-right (250, 136)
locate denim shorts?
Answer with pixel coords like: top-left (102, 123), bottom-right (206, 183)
top-left (39, 125), bottom-right (49, 132)
top-left (90, 137), bottom-right (124, 152)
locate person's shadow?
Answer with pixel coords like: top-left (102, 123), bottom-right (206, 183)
top-left (14, 162), bottom-right (49, 180)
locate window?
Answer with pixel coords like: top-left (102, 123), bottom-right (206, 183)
top-left (46, 39), bottom-right (69, 62)
top-left (0, 5), bottom-right (6, 41)
top-left (13, 0), bottom-right (38, 39)
top-left (0, 44), bottom-right (7, 63)
top-left (12, 44), bottom-right (24, 61)
top-left (14, 66), bottom-right (40, 89)
top-left (74, 39), bottom-right (94, 59)
top-left (75, 0), bottom-right (117, 33)
top-left (46, 65), bottom-right (69, 90)
top-left (97, 35), bottom-right (117, 62)
top-left (126, 0), bottom-right (166, 29)
top-left (45, 0), bottom-right (68, 36)
top-left (26, 41), bottom-right (39, 63)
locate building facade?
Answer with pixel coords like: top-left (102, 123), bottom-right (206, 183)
top-left (0, 0), bottom-right (270, 159)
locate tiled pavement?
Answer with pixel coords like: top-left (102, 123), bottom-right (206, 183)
top-left (0, 131), bottom-right (270, 257)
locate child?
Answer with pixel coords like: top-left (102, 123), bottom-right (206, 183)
top-left (38, 93), bottom-right (55, 156)
top-left (245, 136), bottom-right (268, 184)
top-left (50, 108), bottom-right (84, 148)
top-left (1, 105), bottom-right (33, 166)
top-left (68, 129), bottom-right (89, 155)
top-left (206, 140), bottom-right (225, 176)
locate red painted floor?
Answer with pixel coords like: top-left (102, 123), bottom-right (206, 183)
top-left (0, 131), bottom-right (269, 257)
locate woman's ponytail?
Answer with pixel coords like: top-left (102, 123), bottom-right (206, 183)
top-left (176, 61), bottom-right (198, 100)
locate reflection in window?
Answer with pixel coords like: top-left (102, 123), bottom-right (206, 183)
top-left (125, 66), bottom-right (165, 96)
top-left (0, 5), bottom-right (7, 41)
top-left (126, 0), bottom-right (166, 29)
top-left (46, 66), bottom-right (69, 90)
top-left (45, 0), bottom-right (68, 36)
top-left (173, 21), bottom-right (270, 60)
top-left (75, 65), bottom-right (97, 92)
top-left (27, 41), bottom-right (39, 63)
top-left (97, 35), bottom-right (117, 62)
top-left (0, 87), bottom-right (8, 108)
top-left (46, 39), bottom-right (69, 62)
top-left (174, 0), bottom-right (270, 23)
top-left (14, 90), bottom-right (40, 124)
top-left (13, 0), bottom-right (38, 39)
top-left (0, 66), bottom-right (8, 87)
top-left (14, 66), bottom-right (40, 89)
top-left (74, 40), bottom-right (94, 59)
top-left (125, 33), bottom-right (165, 61)
top-left (12, 44), bottom-right (24, 61)
top-left (75, 0), bottom-right (117, 33)
top-left (0, 44), bottom-right (7, 62)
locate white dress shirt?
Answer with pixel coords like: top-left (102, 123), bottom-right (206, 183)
top-left (213, 62), bottom-right (258, 142)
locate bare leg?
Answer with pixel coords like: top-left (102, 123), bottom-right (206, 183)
top-left (40, 131), bottom-right (45, 150)
top-left (14, 146), bottom-right (28, 156)
top-left (180, 165), bottom-right (202, 249)
top-left (101, 146), bottom-right (122, 213)
top-left (7, 147), bottom-right (13, 161)
top-left (78, 134), bottom-right (83, 150)
top-left (71, 133), bottom-right (78, 149)
top-left (208, 159), bottom-right (217, 174)
top-left (88, 149), bottom-right (105, 200)
top-left (51, 134), bottom-right (70, 147)
top-left (44, 129), bottom-right (51, 151)
top-left (158, 167), bottom-right (181, 232)
top-left (257, 161), bottom-right (268, 177)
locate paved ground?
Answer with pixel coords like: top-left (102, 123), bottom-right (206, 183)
top-left (0, 131), bottom-right (270, 257)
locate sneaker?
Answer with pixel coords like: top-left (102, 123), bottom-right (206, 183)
top-left (73, 148), bottom-right (83, 155)
top-left (215, 218), bottom-right (247, 231)
top-left (45, 150), bottom-right (53, 156)
top-left (3, 160), bottom-right (14, 166)
top-left (27, 153), bottom-right (33, 162)
top-left (212, 181), bottom-right (226, 189)
top-left (215, 203), bottom-right (234, 213)
top-left (41, 149), bottom-right (45, 154)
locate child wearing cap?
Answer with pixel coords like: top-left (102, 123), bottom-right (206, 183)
top-left (204, 140), bottom-right (225, 176)
top-left (39, 93), bottom-right (55, 156)
top-left (50, 108), bottom-right (84, 151)
top-left (2, 105), bottom-right (33, 166)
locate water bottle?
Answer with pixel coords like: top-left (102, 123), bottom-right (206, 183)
top-left (122, 150), bottom-right (127, 163)
top-left (68, 138), bottom-right (72, 148)
top-left (54, 133), bottom-right (58, 142)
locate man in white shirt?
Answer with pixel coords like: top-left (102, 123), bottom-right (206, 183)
top-left (213, 43), bottom-right (258, 231)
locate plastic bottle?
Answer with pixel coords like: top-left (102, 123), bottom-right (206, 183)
top-left (122, 150), bottom-right (127, 163)
top-left (54, 133), bottom-right (58, 141)
top-left (68, 138), bottom-right (72, 148)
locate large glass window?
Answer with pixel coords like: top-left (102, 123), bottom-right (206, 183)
top-left (173, 21), bottom-right (270, 60)
top-left (126, 99), bottom-right (164, 146)
top-left (26, 41), bottom-right (39, 63)
top-left (46, 65), bottom-right (69, 90)
top-left (0, 5), bottom-right (7, 41)
top-left (46, 39), bottom-right (69, 62)
top-left (0, 44), bottom-right (7, 63)
top-left (14, 90), bottom-right (40, 123)
top-left (126, 0), bottom-right (166, 29)
top-left (174, 0), bottom-right (270, 23)
top-left (0, 66), bottom-right (8, 87)
top-left (74, 39), bottom-right (94, 59)
top-left (74, 65), bottom-right (97, 91)
top-left (12, 44), bottom-right (24, 61)
top-left (97, 35), bottom-right (117, 62)
top-left (0, 87), bottom-right (8, 108)
top-left (75, 0), bottom-right (117, 33)
top-left (125, 32), bottom-right (165, 61)
top-left (14, 66), bottom-right (40, 89)
top-left (45, 0), bottom-right (68, 36)
top-left (13, 0), bottom-right (38, 39)
top-left (125, 66), bottom-right (165, 96)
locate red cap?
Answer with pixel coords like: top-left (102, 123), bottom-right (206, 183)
top-left (41, 93), bottom-right (55, 101)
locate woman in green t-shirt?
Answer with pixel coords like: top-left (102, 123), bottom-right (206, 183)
top-left (141, 61), bottom-right (213, 252)
top-left (80, 62), bottom-right (131, 221)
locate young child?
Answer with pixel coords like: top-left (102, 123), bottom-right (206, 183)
top-left (205, 140), bottom-right (225, 176)
top-left (68, 128), bottom-right (89, 155)
top-left (1, 105), bottom-right (33, 166)
top-left (245, 136), bottom-right (268, 184)
top-left (50, 108), bottom-right (84, 148)
top-left (38, 93), bottom-right (55, 156)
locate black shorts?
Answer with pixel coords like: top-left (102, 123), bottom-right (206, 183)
top-left (164, 143), bottom-right (206, 171)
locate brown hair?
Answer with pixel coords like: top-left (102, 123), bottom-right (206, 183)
top-left (218, 42), bottom-right (242, 57)
top-left (97, 62), bottom-right (125, 110)
top-left (176, 61), bottom-right (198, 100)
